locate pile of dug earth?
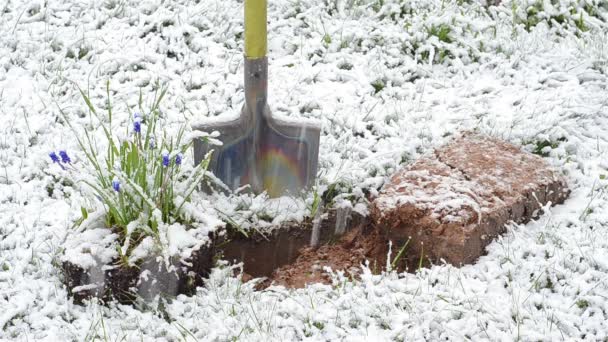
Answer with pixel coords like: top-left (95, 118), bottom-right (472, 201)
top-left (266, 133), bottom-right (569, 288)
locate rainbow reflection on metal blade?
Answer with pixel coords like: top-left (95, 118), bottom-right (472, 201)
top-left (211, 128), bottom-right (310, 197)
top-left (259, 140), bottom-right (308, 197)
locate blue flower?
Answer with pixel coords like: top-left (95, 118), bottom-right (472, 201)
top-left (49, 152), bottom-right (60, 163)
top-left (162, 152), bottom-right (170, 167)
top-left (133, 121), bottom-right (141, 133)
top-left (59, 150), bottom-right (71, 163)
top-left (112, 179), bottom-right (120, 192)
top-left (175, 153), bottom-right (182, 166)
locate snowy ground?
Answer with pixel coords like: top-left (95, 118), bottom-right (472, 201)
top-left (1, 0), bottom-right (608, 340)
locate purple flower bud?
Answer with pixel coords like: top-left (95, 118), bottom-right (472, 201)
top-left (112, 179), bottom-right (120, 192)
top-left (162, 152), bottom-right (170, 167)
top-left (133, 121), bottom-right (141, 133)
top-left (49, 152), bottom-right (60, 163)
top-left (175, 153), bottom-right (182, 166)
top-left (149, 137), bottom-right (155, 149)
top-left (59, 150), bottom-right (71, 163)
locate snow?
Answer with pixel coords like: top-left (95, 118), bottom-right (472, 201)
top-left (63, 227), bottom-right (118, 270)
top-left (1, 0), bottom-right (608, 340)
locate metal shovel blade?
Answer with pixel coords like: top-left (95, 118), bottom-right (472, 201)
top-left (193, 57), bottom-right (320, 197)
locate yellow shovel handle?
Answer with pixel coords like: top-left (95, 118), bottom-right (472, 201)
top-left (245, 0), bottom-right (267, 58)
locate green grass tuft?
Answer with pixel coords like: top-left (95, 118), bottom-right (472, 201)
top-left (427, 24), bottom-right (453, 44)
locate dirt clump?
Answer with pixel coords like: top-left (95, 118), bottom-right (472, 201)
top-left (372, 133), bottom-right (570, 267)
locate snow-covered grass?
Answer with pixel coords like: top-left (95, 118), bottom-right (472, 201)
top-left (1, 0), bottom-right (607, 340)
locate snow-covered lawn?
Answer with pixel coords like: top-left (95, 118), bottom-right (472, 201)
top-left (1, 0), bottom-right (607, 340)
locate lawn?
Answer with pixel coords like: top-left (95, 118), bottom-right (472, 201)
top-left (1, 0), bottom-right (607, 340)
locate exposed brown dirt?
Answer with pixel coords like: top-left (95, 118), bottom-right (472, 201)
top-left (264, 223), bottom-right (388, 288)
top-left (220, 209), bottom-right (368, 278)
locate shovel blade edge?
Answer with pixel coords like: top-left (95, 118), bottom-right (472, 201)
top-left (193, 119), bottom-right (320, 197)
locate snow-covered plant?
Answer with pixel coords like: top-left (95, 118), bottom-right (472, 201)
top-left (59, 83), bottom-right (213, 263)
top-left (509, 0), bottom-right (607, 33)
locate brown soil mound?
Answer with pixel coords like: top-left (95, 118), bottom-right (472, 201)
top-left (372, 133), bottom-right (569, 266)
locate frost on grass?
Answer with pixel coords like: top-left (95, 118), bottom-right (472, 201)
top-left (1, 0), bottom-right (608, 340)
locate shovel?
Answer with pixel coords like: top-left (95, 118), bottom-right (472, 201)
top-left (193, 0), bottom-right (321, 197)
